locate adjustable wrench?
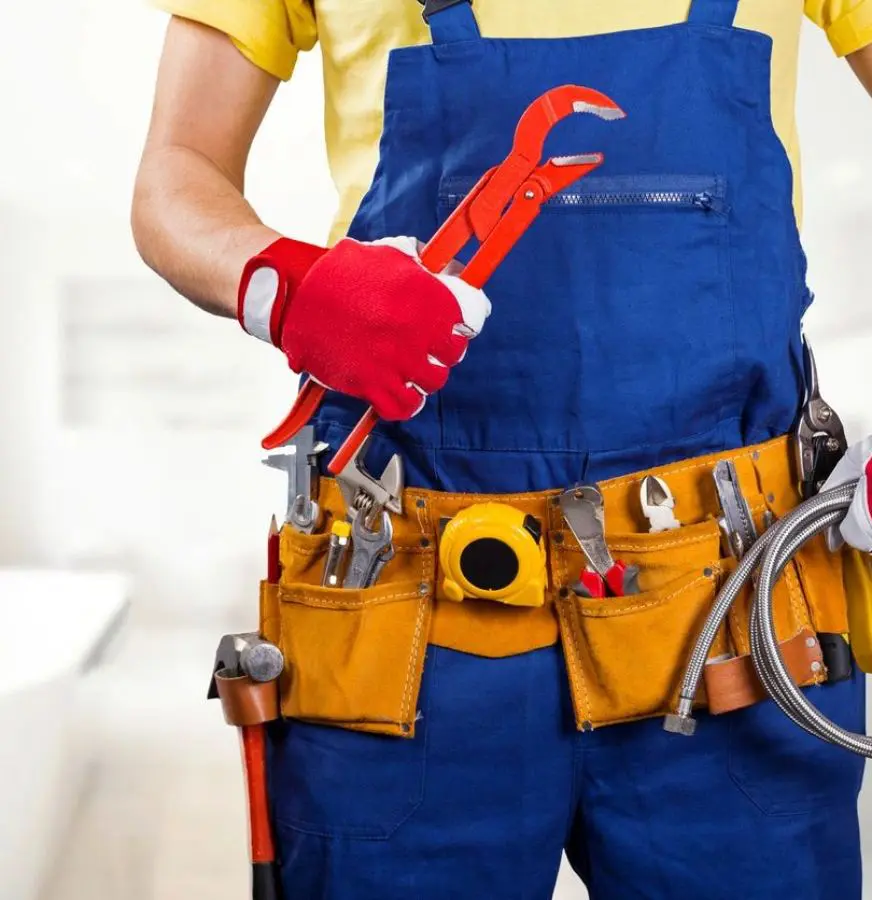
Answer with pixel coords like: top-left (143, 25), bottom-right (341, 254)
top-left (335, 435), bottom-right (404, 524)
top-left (343, 511), bottom-right (396, 589)
top-left (262, 426), bottom-right (329, 531)
top-left (325, 436), bottom-right (404, 588)
top-left (289, 434), bottom-right (329, 533)
top-left (559, 485), bottom-right (640, 597)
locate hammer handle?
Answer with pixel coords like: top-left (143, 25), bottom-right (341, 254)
top-left (241, 725), bottom-right (282, 899)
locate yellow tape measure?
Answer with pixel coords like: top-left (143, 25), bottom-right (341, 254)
top-left (439, 503), bottom-right (547, 608)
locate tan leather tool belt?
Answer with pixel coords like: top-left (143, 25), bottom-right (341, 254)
top-left (259, 435), bottom-right (851, 737)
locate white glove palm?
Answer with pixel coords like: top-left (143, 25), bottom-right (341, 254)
top-left (821, 435), bottom-right (872, 552)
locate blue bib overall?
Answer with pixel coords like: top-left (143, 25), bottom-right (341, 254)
top-left (316, 0), bottom-right (809, 494)
top-left (270, 3), bottom-right (865, 896)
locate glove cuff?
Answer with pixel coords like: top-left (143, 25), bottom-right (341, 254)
top-left (237, 237), bottom-right (327, 345)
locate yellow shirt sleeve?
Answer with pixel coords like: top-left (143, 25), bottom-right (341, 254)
top-left (806, 0), bottom-right (872, 56)
top-left (151, 0), bottom-right (317, 80)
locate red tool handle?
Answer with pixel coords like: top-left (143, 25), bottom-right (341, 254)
top-left (262, 84), bottom-right (619, 460)
top-left (261, 174), bottom-right (490, 458)
top-left (326, 172), bottom-right (520, 475)
top-left (262, 379), bottom-right (328, 451)
top-left (240, 725), bottom-right (282, 900)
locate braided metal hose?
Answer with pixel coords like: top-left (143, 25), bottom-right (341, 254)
top-left (665, 481), bottom-right (871, 757)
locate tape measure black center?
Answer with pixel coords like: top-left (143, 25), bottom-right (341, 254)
top-left (459, 538), bottom-right (520, 591)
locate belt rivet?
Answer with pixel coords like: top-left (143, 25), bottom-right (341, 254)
top-left (553, 533), bottom-right (564, 545)
top-left (401, 723), bottom-right (411, 734)
top-left (416, 498), bottom-right (426, 509)
top-left (806, 637), bottom-right (817, 649)
top-left (419, 583), bottom-right (430, 596)
top-left (766, 493), bottom-right (776, 503)
top-left (559, 587), bottom-right (570, 599)
top-left (703, 567), bottom-right (714, 578)
top-left (420, 537), bottom-right (431, 548)
top-left (752, 451), bottom-right (760, 461)
top-left (581, 721), bottom-right (593, 732)
top-left (811, 661), bottom-right (823, 673)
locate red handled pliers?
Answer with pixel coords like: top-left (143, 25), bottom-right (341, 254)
top-left (262, 85), bottom-right (626, 473)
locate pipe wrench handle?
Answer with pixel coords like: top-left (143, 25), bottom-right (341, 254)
top-left (262, 380), bottom-right (327, 451)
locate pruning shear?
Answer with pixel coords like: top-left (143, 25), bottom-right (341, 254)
top-left (261, 84), bottom-right (626, 472)
top-left (795, 335), bottom-right (847, 500)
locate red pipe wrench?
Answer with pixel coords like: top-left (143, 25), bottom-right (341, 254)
top-left (262, 85), bottom-right (625, 472)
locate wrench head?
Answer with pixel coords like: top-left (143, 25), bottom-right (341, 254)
top-left (343, 510), bottom-right (395, 589)
top-left (335, 437), bottom-right (404, 517)
top-left (510, 85), bottom-right (625, 181)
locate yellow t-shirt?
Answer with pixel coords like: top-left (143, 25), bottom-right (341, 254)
top-left (154, 0), bottom-right (872, 243)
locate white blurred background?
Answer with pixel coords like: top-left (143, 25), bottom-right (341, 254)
top-left (0, 3), bottom-right (870, 899)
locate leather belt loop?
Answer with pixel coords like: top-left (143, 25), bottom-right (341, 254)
top-left (704, 628), bottom-right (824, 716)
top-left (215, 671), bottom-right (281, 726)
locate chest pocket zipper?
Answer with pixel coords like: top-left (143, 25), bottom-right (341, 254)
top-left (440, 174), bottom-right (728, 217)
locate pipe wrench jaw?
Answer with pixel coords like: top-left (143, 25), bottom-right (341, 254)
top-left (531, 154), bottom-right (605, 198)
top-left (465, 87), bottom-right (624, 247)
top-left (512, 84), bottom-right (625, 165)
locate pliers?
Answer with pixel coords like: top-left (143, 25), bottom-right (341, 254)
top-left (795, 336), bottom-right (847, 500)
top-left (559, 484), bottom-right (640, 599)
top-left (262, 85), bottom-right (626, 471)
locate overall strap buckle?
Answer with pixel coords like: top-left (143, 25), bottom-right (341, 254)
top-left (417, 0), bottom-right (472, 23)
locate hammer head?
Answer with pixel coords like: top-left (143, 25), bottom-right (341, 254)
top-left (207, 633), bottom-right (284, 700)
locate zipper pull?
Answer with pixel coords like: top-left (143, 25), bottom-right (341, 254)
top-left (692, 191), bottom-right (714, 211)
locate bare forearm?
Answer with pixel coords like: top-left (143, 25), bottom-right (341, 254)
top-left (133, 142), bottom-right (278, 317)
top-left (848, 43), bottom-right (872, 97)
top-left (132, 18), bottom-right (284, 318)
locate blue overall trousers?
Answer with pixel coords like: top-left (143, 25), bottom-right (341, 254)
top-left (267, 2), bottom-right (866, 896)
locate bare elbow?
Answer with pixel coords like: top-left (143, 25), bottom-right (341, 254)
top-left (130, 154), bottom-right (161, 274)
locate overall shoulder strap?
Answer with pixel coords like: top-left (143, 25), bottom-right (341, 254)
top-left (686, 0), bottom-right (740, 26)
top-left (421, 0), bottom-right (481, 45)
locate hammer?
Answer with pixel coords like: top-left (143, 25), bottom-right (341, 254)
top-left (208, 633), bottom-right (284, 900)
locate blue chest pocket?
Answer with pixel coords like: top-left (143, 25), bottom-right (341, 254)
top-left (436, 173), bottom-right (735, 458)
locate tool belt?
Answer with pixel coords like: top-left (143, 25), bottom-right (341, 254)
top-left (259, 435), bottom-right (854, 738)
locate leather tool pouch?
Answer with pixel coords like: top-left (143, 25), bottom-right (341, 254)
top-left (555, 468), bottom-right (849, 730)
top-left (262, 524), bottom-right (436, 738)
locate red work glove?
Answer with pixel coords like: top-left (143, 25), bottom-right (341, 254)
top-left (822, 436), bottom-right (872, 552)
top-left (238, 236), bottom-right (491, 420)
